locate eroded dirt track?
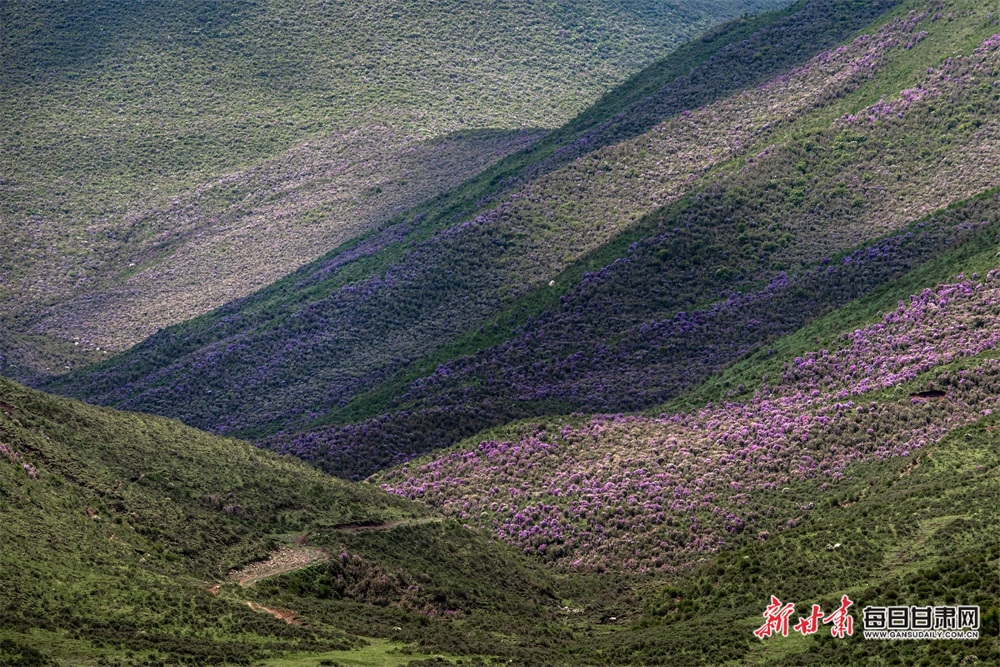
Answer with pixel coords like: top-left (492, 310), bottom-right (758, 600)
top-left (229, 546), bottom-right (328, 587)
top-left (229, 518), bottom-right (443, 587)
top-left (245, 600), bottom-right (300, 624)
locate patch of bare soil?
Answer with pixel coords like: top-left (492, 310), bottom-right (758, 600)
top-left (245, 600), bottom-right (299, 624)
top-left (229, 546), bottom-right (328, 587)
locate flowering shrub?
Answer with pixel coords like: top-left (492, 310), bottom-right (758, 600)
top-left (50, 15), bottom-right (1000, 491)
top-left (0, 441), bottom-right (37, 479)
top-left (269, 196), bottom-right (1000, 479)
top-left (380, 270), bottom-right (1000, 570)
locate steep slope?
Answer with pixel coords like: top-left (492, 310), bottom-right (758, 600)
top-left (362, 195), bottom-right (1000, 665)
top-left (7, 4), bottom-right (1000, 664)
top-left (0, 0), bottom-right (786, 374)
top-left (263, 4), bottom-right (1000, 474)
top-left (266, 5), bottom-right (1000, 478)
top-left (46, 0), bottom-right (921, 467)
top-left (603, 417), bottom-right (1000, 665)
top-left (377, 225), bottom-right (1000, 568)
top-left (0, 376), bottom-right (576, 665)
top-left (8, 242), bottom-right (1000, 665)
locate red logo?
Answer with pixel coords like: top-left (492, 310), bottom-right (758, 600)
top-left (756, 595), bottom-right (855, 639)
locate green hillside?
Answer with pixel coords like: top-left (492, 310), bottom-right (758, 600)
top-left (6, 226), bottom-right (1000, 664)
top-left (0, 0), bottom-right (786, 371)
top-left (364, 192), bottom-right (1000, 663)
top-left (609, 415), bottom-right (1000, 666)
top-left (607, 223), bottom-right (1000, 665)
top-left (0, 376), bottom-right (578, 665)
top-left (7, 1), bottom-right (1000, 664)
top-left (43, 0), bottom-right (922, 467)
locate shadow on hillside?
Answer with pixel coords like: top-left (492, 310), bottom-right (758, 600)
top-left (0, 0), bottom-right (244, 85)
top-left (496, 0), bottom-right (904, 188)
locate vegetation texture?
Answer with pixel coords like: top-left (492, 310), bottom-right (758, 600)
top-left (0, 376), bottom-right (573, 666)
top-left (0, 0), bottom-right (785, 374)
top-left (6, 1), bottom-right (1000, 665)
top-left (46, 0), bottom-right (933, 472)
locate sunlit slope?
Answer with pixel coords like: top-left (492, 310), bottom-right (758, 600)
top-left (8, 233), bottom-right (1000, 664)
top-left (378, 211), bottom-right (1000, 554)
top-left (382, 212), bottom-right (1000, 662)
top-left (0, 375), bottom-right (577, 665)
top-left (1, 0), bottom-right (785, 368)
top-left (45, 0), bottom-right (915, 459)
top-left (264, 4), bottom-right (1000, 476)
top-left (605, 417), bottom-right (1000, 665)
top-left (52, 2), bottom-right (1000, 479)
top-left (2, 385), bottom-right (999, 663)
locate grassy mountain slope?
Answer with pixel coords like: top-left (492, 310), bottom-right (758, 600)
top-left (276, 2), bottom-right (1000, 476)
top-left (293, 189), bottom-right (1000, 478)
top-left (607, 416), bottom-right (1000, 666)
top-left (45, 0), bottom-right (930, 465)
top-left (360, 193), bottom-right (1000, 663)
top-left (0, 0), bottom-right (787, 372)
top-left (373, 205), bottom-right (1000, 567)
top-left (0, 376), bottom-right (585, 666)
top-left (6, 250), bottom-right (1000, 665)
top-left (260, 2), bottom-right (1000, 475)
top-left (8, 2), bottom-right (1000, 664)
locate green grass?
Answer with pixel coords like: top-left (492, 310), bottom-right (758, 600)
top-left (658, 188), bottom-right (1000, 414)
top-left (257, 638), bottom-right (460, 667)
top-left (7, 228), bottom-right (1000, 663)
top-left (256, 1), bottom-right (1000, 442)
top-left (2, 0), bottom-right (753, 218)
top-left (5, 1), bottom-right (1000, 664)
top-left (0, 376), bottom-right (574, 665)
top-left (46, 0), bottom-right (945, 449)
top-left (349, 160), bottom-right (1000, 660)
top-left (0, 0), bottom-right (787, 366)
top-left (621, 414), bottom-right (1000, 666)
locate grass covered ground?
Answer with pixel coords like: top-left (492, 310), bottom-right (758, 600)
top-left (0, 376), bottom-right (571, 665)
top-left (6, 1), bottom-right (1000, 664)
top-left (6, 194), bottom-right (1000, 662)
top-left (46, 0), bottom-right (931, 458)
top-left (9, 157), bottom-right (1000, 665)
top-left (49, 0), bottom-right (1000, 485)
top-left (366, 187), bottom-right (1000, 663)
top-left (4, 360), bottom-right (999, 665)
top-left (0, 0), bottom-right (786, 369)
